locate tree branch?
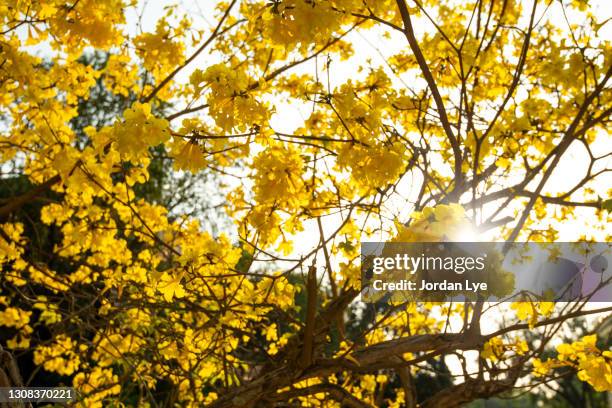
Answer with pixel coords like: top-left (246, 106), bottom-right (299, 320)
top-left (0, 175), bottom-right (61, 220)
top-left (395, 0), bottom-right (463, 189)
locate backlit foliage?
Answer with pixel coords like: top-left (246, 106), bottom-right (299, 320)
top-left (0, 0), bottom-right (610, 407)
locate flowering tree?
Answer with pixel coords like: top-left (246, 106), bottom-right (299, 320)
top-left (0, 0), bottom-right (611, 407)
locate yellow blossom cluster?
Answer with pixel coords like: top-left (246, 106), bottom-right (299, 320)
top-left (195, 63), bottom-right (270, 131)
top-left (394, 203), bottom-right (469, 242)
top-left (533, 335), bottom-right (612, 392)
top-left (481, 337), bottom-right (529, 362)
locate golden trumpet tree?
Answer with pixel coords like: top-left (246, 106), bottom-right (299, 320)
top-left (0, 0), bottom-right (611, 407)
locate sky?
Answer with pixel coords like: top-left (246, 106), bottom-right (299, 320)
top-left (19, 0), bottom-right (610, 242)
top-left (118, 0), bottom-right (612, 241)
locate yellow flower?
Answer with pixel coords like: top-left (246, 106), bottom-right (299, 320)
top-left (157, 271), bottom-right (186, 302)
top-left (171, 139), bottom-right (207, 173)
